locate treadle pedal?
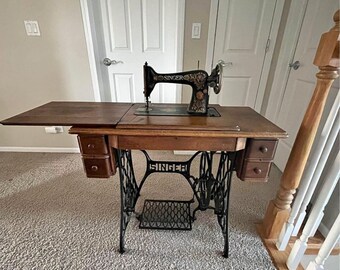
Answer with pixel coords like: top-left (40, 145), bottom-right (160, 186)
top-left (139, 199), bottom-right (192, 230)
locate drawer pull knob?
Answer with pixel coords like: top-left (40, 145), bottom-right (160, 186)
top-left (254, 167), bottom-right (262, 174)
top-left (87, 143), bottom-right (95, 149)
top-left (259, 146), bottom-right (268, 153)
top-left (91, 165), bottom-right (99, 172)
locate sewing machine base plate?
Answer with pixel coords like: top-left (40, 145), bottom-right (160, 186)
top-left (134, 105), bottom-right (221, 117)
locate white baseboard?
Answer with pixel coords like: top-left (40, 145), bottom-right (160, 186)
top-left (173, 151), bottom-right (197, 155)
top-left (318, 221), bottom-right (330, 238)
top-left (173, 151), bottom-right (222, 155)
top-left (0, 147), bottom-right (80, 153)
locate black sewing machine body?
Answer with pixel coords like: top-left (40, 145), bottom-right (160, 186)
top-left (139, 62), bottom-right (223, 116)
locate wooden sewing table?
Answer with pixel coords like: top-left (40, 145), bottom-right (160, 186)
top-left (1, 101), bottom-right (287, 258)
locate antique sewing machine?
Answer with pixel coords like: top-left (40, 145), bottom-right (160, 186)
top-left (135, 62), bottom-right (223, 116)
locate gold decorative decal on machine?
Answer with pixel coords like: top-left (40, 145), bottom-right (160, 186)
top-left (154, 72), bottom-right (207, 90)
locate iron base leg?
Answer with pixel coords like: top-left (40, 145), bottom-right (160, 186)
top-left (213, 152), bottom-right (235, 258)
top-left (117, 149), bottom-right (139, 254)
top-left (218, 214), bottom-right (229, 258)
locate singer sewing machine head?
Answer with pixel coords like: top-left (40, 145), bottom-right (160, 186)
top-left (141, 62), bottom-right (223, 116)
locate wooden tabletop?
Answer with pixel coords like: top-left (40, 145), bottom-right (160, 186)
top-left (1, 101), bottom-right (287, 138)
top-left (1, 101), bottom-right (133, 126)
top-left (118, 104), bottom-right (287, 136)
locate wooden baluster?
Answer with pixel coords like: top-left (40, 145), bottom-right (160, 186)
top-left (261, 10), bottom-right (340, 239)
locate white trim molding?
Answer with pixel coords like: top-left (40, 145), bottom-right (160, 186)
top-left (173, 150), bottom-right (196, 155)
top-left (0, 147), bottom-right (80, 153)
top-left (175, 0), bottom-right (185, 103)
top-left (254, 0), bottom-right (285, 112)
top-left (205, 0), bottom-right (219, 72)
top-left (205, 0), bottom-right (219, 105)
top-left (80, 0), bottom-right (101, 102)
top-left (318, 221), bottom-right (331, 237)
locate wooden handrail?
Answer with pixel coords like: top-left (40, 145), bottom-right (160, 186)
top-left (261, 10), bottom-right (340, 239)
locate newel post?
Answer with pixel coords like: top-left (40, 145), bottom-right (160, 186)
top-left (261, 10), bottom-right (340, 239)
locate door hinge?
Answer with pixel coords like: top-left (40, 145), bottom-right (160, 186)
top-left (265, 38), bottom-right (271, 53)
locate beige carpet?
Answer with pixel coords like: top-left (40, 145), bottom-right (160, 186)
top-left (0, 151), bottom-right (281, 269)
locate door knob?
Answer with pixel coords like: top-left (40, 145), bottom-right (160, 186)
top-left (217, 60), bottom-right (233, 67)
top-left (289, 60), bottom-right (300, 70)
top-left (103, 58), bottom-right (123, 66)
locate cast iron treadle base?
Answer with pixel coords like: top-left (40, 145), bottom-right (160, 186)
top-left (117, 150), bottom-right (235, 257)
top-left (139, 199), bottom-right (192, 230)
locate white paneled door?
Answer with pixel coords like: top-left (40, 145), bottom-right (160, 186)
top-left (273, 0), bottom-right (339, 171)
top-left (100, 0), bottom-right (183, 103)
top-left (210, 0), bottom-right (277, 109)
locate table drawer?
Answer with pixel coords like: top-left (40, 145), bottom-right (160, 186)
top-left (246, 139), bottom-right (278, 160)
top-left (82, 156), bottom-right (113, 178)
top-left (237, 161), bottom-right (272, 182)
top-left (78, 135), bottom-right (108, 155)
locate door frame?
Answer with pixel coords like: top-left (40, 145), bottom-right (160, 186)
top-left (205, 0), bottom-right (285, 112)
top-left (79, 0), bottom-right (186, 102)
top-left (264, 0), bottom-right (309, 123)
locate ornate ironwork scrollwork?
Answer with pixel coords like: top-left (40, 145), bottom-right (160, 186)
top-left (116, 149), bottom-right (236, 258)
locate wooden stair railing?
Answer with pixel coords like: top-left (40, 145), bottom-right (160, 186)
top-left (261, 9), bottom-right (340, 239)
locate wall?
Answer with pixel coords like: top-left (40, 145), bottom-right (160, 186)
top-left (0, 0), bottom-right (211, 147)
top-left (0, 0), bottom-right (94, 149)
top-left (181, 0), bottom-right (211, 103)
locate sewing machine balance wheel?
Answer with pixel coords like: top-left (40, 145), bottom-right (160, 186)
top-left (212, 63), bottom-right (223, 94)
